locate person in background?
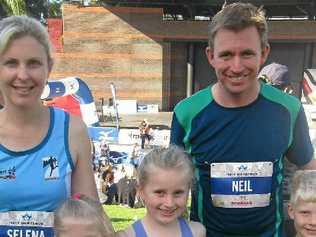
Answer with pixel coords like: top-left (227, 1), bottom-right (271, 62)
top-left (0, 16), bottom-right (97, 236)
top-left (116, 145), bottom-right (206, 237)
top-left (139, 119), bottom-right (152, 149)
top-left (288, 170), bottom-right (316, 237)
top-left (258, 62), bottom-right (294, 94)
top-left (170, 2), bottom-right (316, 236)
top-left (54, 193), bottom-right (114, 237)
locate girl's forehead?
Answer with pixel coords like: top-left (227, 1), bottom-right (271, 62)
top-left (61, 217), bottom-right (95, 226)
top-left (57, 218), bottom-right (102, 236)
top-left (143, 167), bottom-right (190, 184)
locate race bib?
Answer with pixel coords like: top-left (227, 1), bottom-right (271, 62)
top-left (210, 162), bottom-right (273, 208)
top-left (0, 211), bottom-right (54, 237)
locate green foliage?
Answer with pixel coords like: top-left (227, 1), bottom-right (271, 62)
top-left (0, 0), bottom-right (26, 15)
top-left (104, 205), bottom-right (146, 232)
top-left (48, 0), bottom-right (61, 18)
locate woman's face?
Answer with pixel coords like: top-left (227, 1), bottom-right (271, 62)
top-left (0, 35), bottom-right (51, 108)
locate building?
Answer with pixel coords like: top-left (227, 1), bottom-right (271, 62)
top-left (49, 0), bottom-right (316, 111)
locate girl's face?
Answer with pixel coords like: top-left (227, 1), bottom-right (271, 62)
top-left (56, 218), bottom-right (104, 237)
top-left (0, 35), bottom-right (51, 108)
top-left (138, 167), bottom-right (190, 225)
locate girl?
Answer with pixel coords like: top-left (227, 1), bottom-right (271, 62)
top-left (116, 145), bottom-right (206, 237)
top-left (54, 194), bottom-right (114, 237)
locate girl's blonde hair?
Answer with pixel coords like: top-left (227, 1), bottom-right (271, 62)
top-left (54, 194), bottom-right (114, 237)
top-left (290, 170), bottom-right (316, 205)
top-left (137, 145), bottom-right (194, 188)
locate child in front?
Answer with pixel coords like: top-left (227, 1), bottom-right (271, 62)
top-left (116, 145), bottom-right (206, 237)
top-left (288, 170), bottom-right (316, 237)
top-left (54, 194), bottom-right (114, 237)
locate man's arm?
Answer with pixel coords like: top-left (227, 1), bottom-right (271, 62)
top-left (170, 112), bottom-right (186, 148)
top-left (286, 106), bottom-right (314, 168)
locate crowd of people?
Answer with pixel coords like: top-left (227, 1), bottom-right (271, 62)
top-left (93, 162), bottom-right (138, 207)
top-left (1, 2), bottom-right (316, 237)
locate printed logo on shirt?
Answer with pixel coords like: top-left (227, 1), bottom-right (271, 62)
top-left (42, 156), bottom-right (59, 180)
top-left (0, 166), bottom-right (16, 180)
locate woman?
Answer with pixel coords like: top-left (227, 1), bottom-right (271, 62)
top-left (0, 16), bottom-right (97, 236)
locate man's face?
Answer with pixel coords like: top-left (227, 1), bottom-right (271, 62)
top-left (206, 26), bottom-right (270, 102)
top-left (288, 199), bottom-right (316, 237)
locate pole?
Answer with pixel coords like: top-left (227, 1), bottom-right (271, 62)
top-left (110, 82), bottom-right (120, 131)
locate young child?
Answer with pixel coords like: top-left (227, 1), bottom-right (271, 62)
top-left (54, 194), bottom-right (114, 237)
top-left (288, 170), bottom-right (316, 237)
top-left (116, 145), bottom-right (206, 237)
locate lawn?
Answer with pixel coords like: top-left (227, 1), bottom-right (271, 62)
top-left (103, 205), bottom-right (146, 231)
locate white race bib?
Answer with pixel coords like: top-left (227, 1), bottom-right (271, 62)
top-left (0, 211), bottom-right (54, 237)
top-left (210, 162), bottom-right (273, 208)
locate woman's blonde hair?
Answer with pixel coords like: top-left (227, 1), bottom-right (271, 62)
top-left (290, 170), bottom-right (316, 205)
top-left (0, 15), bottom-right (53, 65)
top-left (54, 194), bottom-right (114, 237)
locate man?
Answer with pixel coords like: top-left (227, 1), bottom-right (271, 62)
top-left (170, 3), bottom-right (316, 237)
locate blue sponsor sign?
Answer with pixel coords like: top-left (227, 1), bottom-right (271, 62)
top-left (87, 126), bottom-right (118, 143)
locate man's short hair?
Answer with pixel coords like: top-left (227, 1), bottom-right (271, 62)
top-left (208, 2), bottom-right (268, 49)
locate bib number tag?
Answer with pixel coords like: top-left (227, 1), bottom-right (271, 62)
top-left (0, 211), bottom-right (54, 237)
top-left (210, 162), bottom-right (273, 208)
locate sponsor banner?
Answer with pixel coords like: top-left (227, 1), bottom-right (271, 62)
top-left (116, 100), bottom-right (137, 114)
top-left (60, 78), bottom-right (79, 95)
top-left (80, 103), bottom-right (99, 125)
top-left (88, 127), bottom-right (118, 143)
top-left (137, 104), bottom-right (159, 113)
top-left (210, 162), bottom-right (273, 208)
top-left (118, 129), bottom-right (170, 146)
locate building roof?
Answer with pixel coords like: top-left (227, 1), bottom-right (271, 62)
top-left (96, 0), bottom-right (316, 20)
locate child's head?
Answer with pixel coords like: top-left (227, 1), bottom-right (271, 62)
top-left (136, 145), bottom-right (194, 224)
top-left (54, 194), bottom-right (114, 237)
top-left (288, 170), bottom-right (316, 237)
top-left (137, 145), bottom-right (194, 188)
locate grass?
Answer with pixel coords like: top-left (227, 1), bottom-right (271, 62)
top-left (103, 205), bottom-right (146, 231)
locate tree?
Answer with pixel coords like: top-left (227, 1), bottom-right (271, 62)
top-left (0, 0), bottom-right (27, 16)
top-left (48, 0), bottom-right (62, 18)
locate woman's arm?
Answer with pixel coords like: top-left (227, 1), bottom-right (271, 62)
top-left (69, 115), bottom-right (98, 199)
